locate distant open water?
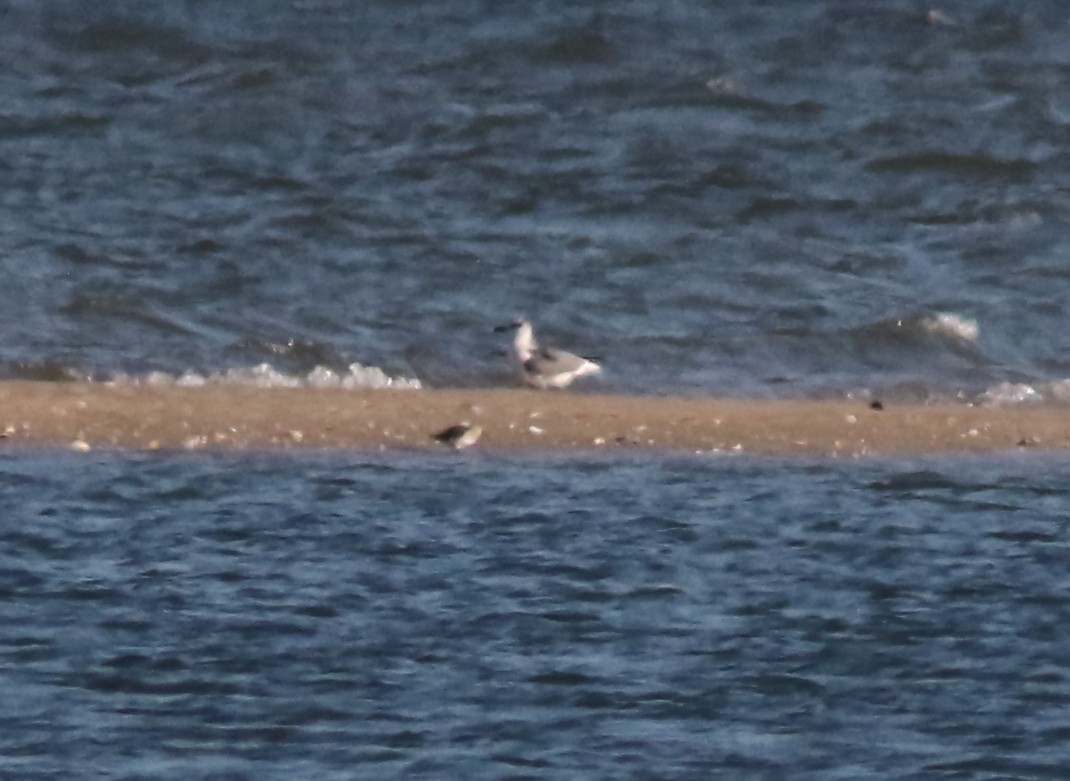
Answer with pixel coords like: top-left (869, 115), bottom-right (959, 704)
top-left (2, 451), bottom-right (1070, 779)
top-left (0, 1), bottom-right (1069, 401)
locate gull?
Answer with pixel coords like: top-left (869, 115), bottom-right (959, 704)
top-left (431, 422), bottom-right (483, 450)
top-left (495, 318), bottom-right (601, 389)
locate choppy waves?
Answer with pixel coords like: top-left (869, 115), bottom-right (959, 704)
top-left (840, 312), bottom-right (1070, 407)
top-left (4, 451), bottom-right (1070, 779)
top-left (11, 309), bottom-right (1070, 407)
top-left (6, 361), bottom-right (421, 390)
top-left (978, 379), bottom-right (1070, 407)
top-left (108, 362), bottom-right (422, 390)
top-left (1, 3), bottom-right (1069, 406)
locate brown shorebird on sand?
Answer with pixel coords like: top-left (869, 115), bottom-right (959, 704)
top-left (431, 423), bottom-right (483, 450)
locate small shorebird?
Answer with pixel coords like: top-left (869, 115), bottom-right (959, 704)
top-left (495, 318), bottom-right (601, 389)
top-left (431, 422), bottom-right (483, 450)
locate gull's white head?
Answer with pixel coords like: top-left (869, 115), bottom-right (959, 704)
top-left (513, 318), bottom-right (536, 359)
top-left (495, 318), bottom-right (537, 362)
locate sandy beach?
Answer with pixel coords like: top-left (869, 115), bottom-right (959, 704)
top-left (0, 381), bottom-right (1066, 455)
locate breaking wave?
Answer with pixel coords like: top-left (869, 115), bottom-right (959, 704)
top-left (107, 362), bottom-right (422, 390)
top-left (917, 312), bottom-right (979, 342)
top-left (977, 379), bottom-right (1070, 407)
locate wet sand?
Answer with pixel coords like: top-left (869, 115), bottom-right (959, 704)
top-left (0, 381), bottom-right (1067, 455)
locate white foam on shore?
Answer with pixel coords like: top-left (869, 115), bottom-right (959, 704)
top-left (977, 381), bottom-right (1043, 406)
top-left (108, 362), bottom-right (422, 390)
top-left (977, 379), bottom-right (1070, 407)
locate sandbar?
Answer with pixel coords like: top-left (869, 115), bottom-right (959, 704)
top-left (0, 381), bottom-right (1066, 455)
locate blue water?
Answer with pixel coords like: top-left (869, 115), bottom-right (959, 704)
top-left (1, 1), bottom-right (1070, 400)
top-left (4, 2), bottom-right (1070, 777)
top-left (2, 451), bottom-right (1069, 779)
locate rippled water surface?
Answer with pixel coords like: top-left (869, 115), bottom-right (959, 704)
top-left (1, 1), bottom-right (1070, 400)
top-left (2, 451), bottom-right (1070, 779)
top-left (4, 4), bottom-right (1070, 777)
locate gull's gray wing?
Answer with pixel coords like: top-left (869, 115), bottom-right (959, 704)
top-left (524, 346), bottom-right (589, 376)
